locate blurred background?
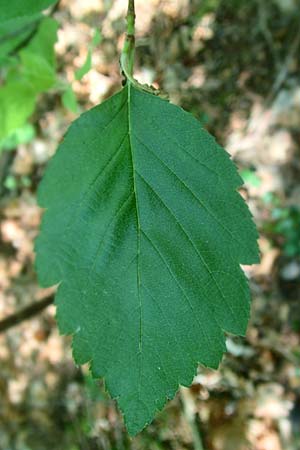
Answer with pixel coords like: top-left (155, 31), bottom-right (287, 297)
top-left (0, 0), bottom-right (300, 449)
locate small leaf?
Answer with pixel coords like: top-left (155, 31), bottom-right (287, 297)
top-left (62, 86), bottom-right (79, 114)
top-left (241, 169), bottom-right (261, 188)
top-left (35, 83), bottom-right (259, 435)
top-left (75, 29), bottom-right (102, 81)
top-left (92, 29), bottom-right (102, 47)
top-left (75, 50), bottom-right (92, 81)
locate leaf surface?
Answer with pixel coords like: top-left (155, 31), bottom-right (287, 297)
top-left (0, 0), bottom-right (58, 23)
top-left (35, 83), bottom-right (259, 435)
top-left (0, 14), bottom-right (40, 63)
top-left (0, 18), bottom-right (58, 143)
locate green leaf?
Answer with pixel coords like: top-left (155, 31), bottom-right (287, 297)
top-left (92, 29), bottom-right (102, 47)
top-left (0, 0), bottom-right (58, 23)
top-left (0, 123), bottom-right (35, 151)
top-left (20, 17), bottom-right (58, 91)
top-left (241, 169), bottom-right (261, 187)
top-left (0, 17), bottom-right (58, 141)
top-left (22, 16), bottom-right (57, 67)
top-left (0, 81), bottom-right (36, 141)
top-left (62, 86), bottom-right (79, 114)
top-left (35, 83), bottom-right (259, 435)
top-left (75, 50), bottom-right (92, 81)
top-left (75, 29), bottom-right (102, 81)
top-left (0, 15), bottom-right (41, 64)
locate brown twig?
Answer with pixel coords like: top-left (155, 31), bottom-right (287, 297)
top-left (0, 295), bottom-right (54, 333)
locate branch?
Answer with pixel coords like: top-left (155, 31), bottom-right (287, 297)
top-left (0, 295), bottom-right (54, 333)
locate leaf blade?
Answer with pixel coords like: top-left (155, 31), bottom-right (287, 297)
top-left (35, 83), bottom-right (259, 435)
top-left (0, 0), bottom-right (58, 23)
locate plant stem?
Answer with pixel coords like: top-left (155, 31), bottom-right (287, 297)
top-left (120, 0), bottom-right (136, 82)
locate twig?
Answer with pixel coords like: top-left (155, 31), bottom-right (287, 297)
top-left (0, 295), bottom-right (54, 333)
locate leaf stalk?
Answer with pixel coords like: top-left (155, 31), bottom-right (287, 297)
top-left (121, 0), bottom-right (136, 83)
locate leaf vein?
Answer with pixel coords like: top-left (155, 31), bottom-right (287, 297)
top-left (140, 229), bottom-right (218, 355)
top-left (134, 133), bottom-right (245, 250)
top-left (137, 171), bottom-right (239, 327)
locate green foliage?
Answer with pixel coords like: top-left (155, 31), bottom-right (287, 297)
top-left (0, 83), bottom-right (35, 142)
top-left (62, 86), bottom-right (79, 114)
top-left (75, 52), bottom-right (92, 81)
top-left (0, 17), bottom-right (58, 146)
top-left (241, 169), bottom-right (261, 188)
top-left (195, 0), bottom-right (221, 17)
top-left (62, 29), bottom-right (102, 114)
top-left (4, 174), bottom-right (32, 190)
top-left (0, 15), bottom-right (41, 64)
top-left (0, 0), bottom-right (58, 23)
top-left (0, 123), bottom-right (35, 151)
top-left (35, 82), bottom-right (259, 435)
top-left (265, 196), bottom-right (300, 257)
top-left (75, 29), bottom-right (102, 81)
top-left (19, 16), bottom-right (58, 91)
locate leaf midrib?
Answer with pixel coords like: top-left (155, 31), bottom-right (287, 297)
top-left (127, 83), bottom-right (143, 391)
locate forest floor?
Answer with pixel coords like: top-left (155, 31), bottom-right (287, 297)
top-left (0, 0), bottom-right (300, 449)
